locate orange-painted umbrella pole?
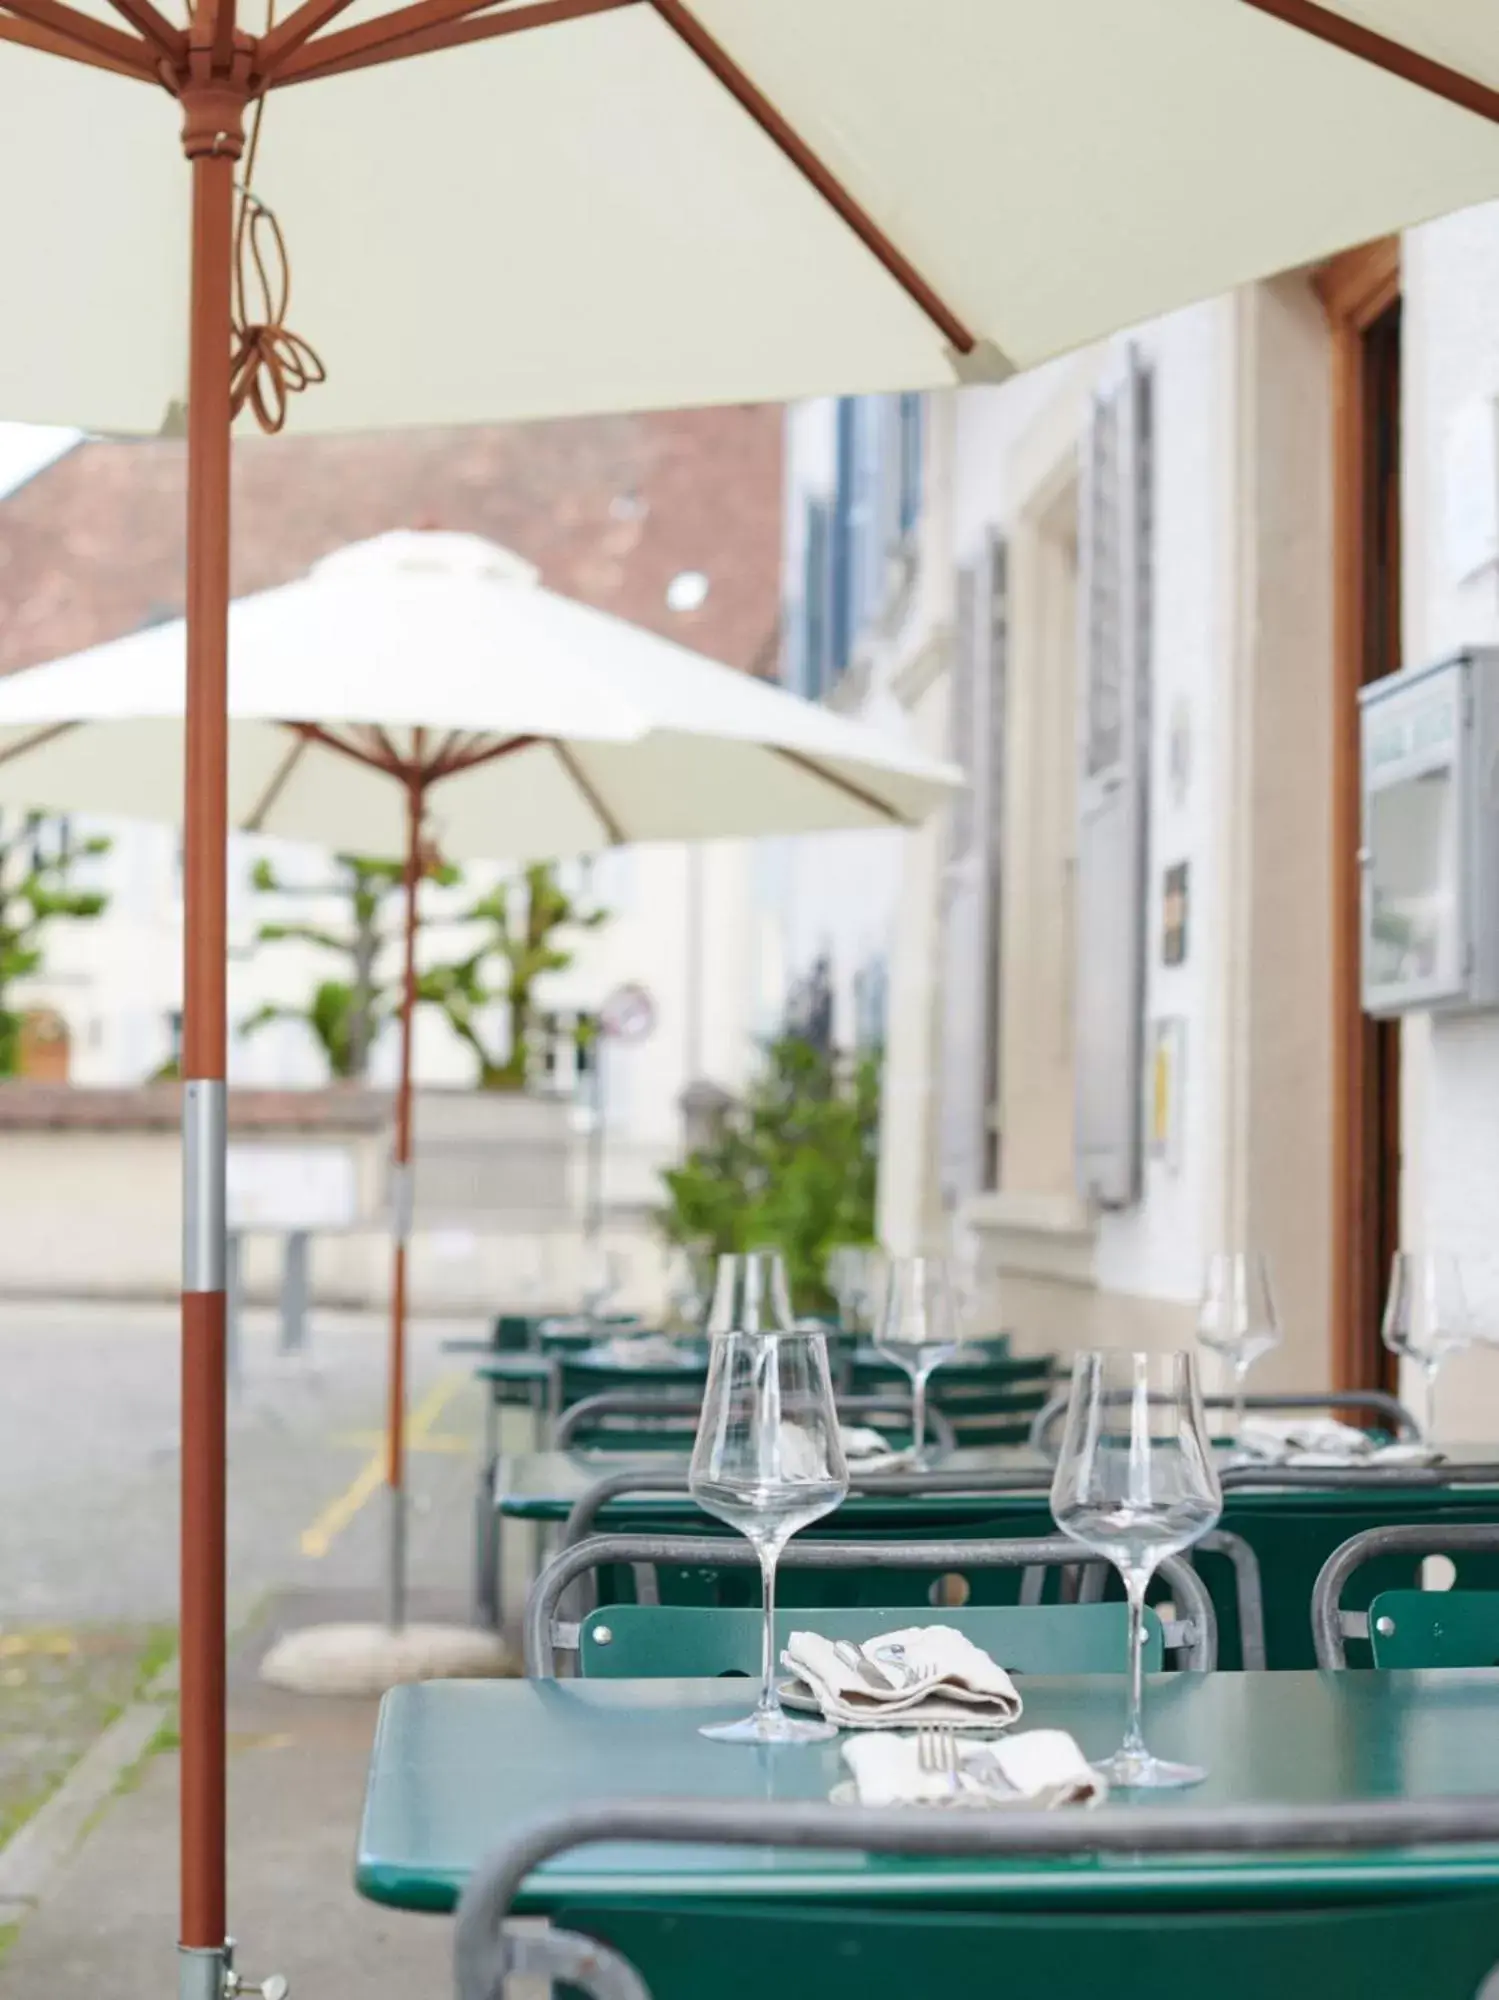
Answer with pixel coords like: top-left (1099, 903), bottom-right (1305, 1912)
top-left (177, 76), bottom-right (241, 2000)
top-left (384, 762), bottom-right (425, 1631)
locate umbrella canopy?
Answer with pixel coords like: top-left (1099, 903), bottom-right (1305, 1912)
top-left (0, 529), bottom-right (956, 845)
top-left (0, 524), bottom-right (959, 1635)
top-left (7, 1), bottom-right (1499, 435)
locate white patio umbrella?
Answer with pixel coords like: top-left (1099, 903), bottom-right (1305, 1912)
top-left (8, 1), bottom-right (1499, 1987)
top-left (0, 523), bottom-right (958, 1641)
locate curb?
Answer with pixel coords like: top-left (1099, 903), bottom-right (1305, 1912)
top-left (0, 1677), bottom-right (175, 1926)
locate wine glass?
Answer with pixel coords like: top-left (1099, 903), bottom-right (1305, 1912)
top-left (1050, 1350), bottom-right (1222, 1789)
top-left (1382, 1252), bottom-right (1471, 1439)
top-left (873, 1255), bottom-right (963, 1468)
top-left (689, 1304), bottom-right (849, 1744)
top-left (663, 1236), bottom-right (714, 1336)
top-left (578, 1242), bottom-right (622, 1323)
top-left (1197, 1252), bottom-right (1281, 1446)
top-left (825, 1243), bottom-right (883, 1335)
top-left (708, 1247), bottom-right (795, 1335)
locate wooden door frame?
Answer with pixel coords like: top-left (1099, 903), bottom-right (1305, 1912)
top-left (1314, 237), bottom-right (1401, 1392)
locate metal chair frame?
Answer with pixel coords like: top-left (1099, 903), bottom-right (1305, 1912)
top-left (455, 1792), bottom-right (1499, 2000)
top-left (1313, 1522), bottom-right (1499, 1668)
top-left (524, 1531), bottom-right (1217, 1676)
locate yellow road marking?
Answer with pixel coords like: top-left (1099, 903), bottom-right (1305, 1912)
top-left (331, 1431), bottom-right (470, 1455)
top-left (299, 1373), bottom-right (465, 1560)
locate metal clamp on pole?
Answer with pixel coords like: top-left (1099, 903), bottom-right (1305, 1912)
top-left (389, 1160), bottom-right (415, 1244)
top-left (183, 1079), bottom-right (227, 1294)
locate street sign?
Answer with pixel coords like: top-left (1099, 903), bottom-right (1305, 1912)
top-left (599, 982), bottom-right (656, 1043)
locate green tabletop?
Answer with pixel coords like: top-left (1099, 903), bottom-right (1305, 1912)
top-left (357, 1669), bottom-right (1499, 1915)
top-left (494, 1444), bottom-right (1050, 1520)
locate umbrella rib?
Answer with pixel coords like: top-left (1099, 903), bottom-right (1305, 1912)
top-left (99, 0), bottom-right (185, 60)
top-left (551, 740), bottom-right (624, 845)
top-left (267, 0), bottom-right (631, 85)
top-left (284, 719), bottom-right (401, 776)
top-left (0, 0), bottom-right (157, 72)
top-left (255, 0), bottom-right (358, 73)
top-left (0, 720), bottom-right (81, 770)
top-left (242, 729), bottom-right (311, 832)
top-left (430, 732), bottom-right (539, 780)
top-left (1239, 0), bottom-right (1499, 127)
top-left (647, 0), bottom-right (974, 354)
top-left (771, 745), bottom-right (905, 827)
top-left (0, 10), bottom-right (157, 73)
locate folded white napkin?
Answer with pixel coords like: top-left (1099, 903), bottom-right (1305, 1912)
top-left (1235, 1417), bottom-right (1439, 1468)
top-left (782, 1625), bottom-right (1022, 1730)
top-left (837, 1425), bottom-right (910, 1472)
top-left (834, 1728), bottom-right (1104, 1809)
top-left (602, 1334), bottom-right (693, 1367)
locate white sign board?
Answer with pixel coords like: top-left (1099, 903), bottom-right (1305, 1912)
top-left (226, 1145), bottom-right (360, 1231)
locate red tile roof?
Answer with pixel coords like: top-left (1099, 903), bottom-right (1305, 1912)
top-left (0, 406), bottom-right (782, 678)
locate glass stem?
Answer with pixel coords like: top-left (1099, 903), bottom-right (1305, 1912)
top-left (911, 1367), bottom-right (930, 1462)
top-left (1232, 1358), bottom-right (1249, 1447)
top-left (1424, 1359), bottom-right (1440, 1444)
top-left (755, 1541), bottom-right (782, 1720)
top-left (1121, 1567), bottom-right (1152, 1760)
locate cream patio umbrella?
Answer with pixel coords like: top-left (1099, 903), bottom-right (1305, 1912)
top-left (0, 522), bottom-right (959, 1639)
top-left (6, 1), bottom-right (1499, 1991)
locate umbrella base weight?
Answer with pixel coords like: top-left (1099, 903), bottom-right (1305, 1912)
top-left (259, 1622), bottom-right (512, 1697)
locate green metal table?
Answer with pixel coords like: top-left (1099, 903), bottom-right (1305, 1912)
top-left (495, 1445), bottom-right (1499, 1668)
top-left (358, 1672), bottom-right (1499, 1999)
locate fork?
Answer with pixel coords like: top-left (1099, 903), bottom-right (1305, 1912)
top-left (916, 1725), bottom-right (961, 1777)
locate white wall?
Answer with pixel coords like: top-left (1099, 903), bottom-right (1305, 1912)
top-left (1400, 200), bottom-right (1499, 1425)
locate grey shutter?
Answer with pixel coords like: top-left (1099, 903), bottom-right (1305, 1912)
top-left (938, 534), bottom-right (1008, 1208)
top-left (1074, 348), bottom-right (1153, 1208)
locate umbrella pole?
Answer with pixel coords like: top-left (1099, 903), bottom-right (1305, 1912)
top-left (177, 84), bottom-right (242, 2000)
top-left (385, 770), bottom-right (423, 1631)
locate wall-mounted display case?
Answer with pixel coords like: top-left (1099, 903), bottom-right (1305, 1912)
top-left (1359, 648), bottom-right (1499, 1016)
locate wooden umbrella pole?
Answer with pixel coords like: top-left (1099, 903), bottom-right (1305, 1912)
top-left (177, 74), bottom-right (243, 2000)
top-left (385, 760), bottom-right (424, 1631)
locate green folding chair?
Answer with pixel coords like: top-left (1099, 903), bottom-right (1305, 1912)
top-left (525, 1532), bottom-right (1216, 1677)
top-left (1314, 1522), bottom-right (1499, 1667)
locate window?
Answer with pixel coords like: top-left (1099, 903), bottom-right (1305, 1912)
top-left (897, 394), bottom-right (924, 536)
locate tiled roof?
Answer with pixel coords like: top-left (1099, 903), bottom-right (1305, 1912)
top-left (0, 405), bottom-right (782, 678)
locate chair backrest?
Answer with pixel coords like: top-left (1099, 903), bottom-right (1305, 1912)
top-left (526, 1532), bottom-right (1215, 1674)
top-left (1313, 1523), bottom-right (1499, 1667)
top-left (1366, 1589), bottom-right (1499, 1669)
top-left (455, 1795), bottom-right (1499, 2000)
top-left (1031, 1387), bottom-right (1422, 1459)
top-left (554, 1391), bottom-right (959, 1455)
top-left (577, 1598), bottom-right (1161, 1677)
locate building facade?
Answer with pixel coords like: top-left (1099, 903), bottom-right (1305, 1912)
top-left (770, 201), bottom-right (1499, 1428)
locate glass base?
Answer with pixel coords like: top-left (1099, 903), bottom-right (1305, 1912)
top-left (700, 1708), bottom-right (839, 1745)
top-left (1096, 1747), bottom-right (1206, 1791)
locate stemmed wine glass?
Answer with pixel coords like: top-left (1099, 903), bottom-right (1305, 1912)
top-left (873, 1255), bottom-right (963, 1469)
top-left (1382, 1252), bottom-right (1472, 1439)
top-left (690, 1252), bottom-right (849, 1743)
top-left (1051, 1350), bottom-right (1222, 1789)
top-left (578, 1242), bottom-right (622, 1323)
top-left (825, 1244), bottom-right (884, 1335)
top-left (1197, 1251), bottom-right (1281, 1446)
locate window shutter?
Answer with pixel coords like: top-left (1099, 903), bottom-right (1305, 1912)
top-left (801, 498), bottom-right (832, 701)
top-left (1074, 348), bottom-right (1153, 1209)
top-left (830, 398), bottom-right (856, 676)
top-left (938, 534), bottom-right (1009, 1208)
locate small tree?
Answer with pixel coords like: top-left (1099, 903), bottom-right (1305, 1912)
top-left (660, 1033), bottom-right (881, 1313)
top-left (417, 861), bottom-right (608, 1089)
top-left (0, 814), bottom-right (111, 1077)
top-left (242, 851), bottom-right (457, 1080)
